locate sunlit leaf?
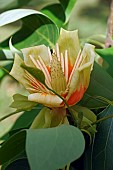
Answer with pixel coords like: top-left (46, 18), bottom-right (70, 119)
top-left (41, 4), bottom-right (65, 28)
top-left (0, 21), bottom-right (22, 43)
top-left (59, 0), bottom-right (77, 23)
top-left (0, 9), bottom-right (59, 50)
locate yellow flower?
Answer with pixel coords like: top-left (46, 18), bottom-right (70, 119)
top-left (10, 28), bottom-right (95, 108)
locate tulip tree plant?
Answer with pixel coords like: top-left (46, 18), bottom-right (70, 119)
top-left (0, 0), bottom-right (113, 170)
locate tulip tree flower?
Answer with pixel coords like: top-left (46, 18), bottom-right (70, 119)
top-left (10, 28), bottom-right (95, 108)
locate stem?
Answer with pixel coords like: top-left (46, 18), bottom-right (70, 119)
top-left (85, 113), bottom-right (113, 129)
top-left (45, 84), bottom-right (72, 113)
top-left (66, 163), bottom-right (70, 170)
top-left (0, 111), bottom-right (20, 122)
top-left (0, 65), bottom-right (9, 74)
top-left (91, 113), bottom-right (113, 126)
top-left (86, 39), bottom-right (105, 48)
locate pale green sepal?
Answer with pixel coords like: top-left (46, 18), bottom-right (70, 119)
top-left (30, 107), bottom-right (52, 129)
top-left (10, 93), bottom-right (37, 112)
top-left (58, 28), bottom-right (80, 66)
top-left (71, 105), bottom-right (97, 135)
top-left (72, 105), bottom-right (96, 122)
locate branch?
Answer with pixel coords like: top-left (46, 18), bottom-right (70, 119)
top-left (105, 0), bottom-right (113, 47)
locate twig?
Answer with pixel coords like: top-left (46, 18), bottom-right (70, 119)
top-left (105, 0), bottom-right (113, 47)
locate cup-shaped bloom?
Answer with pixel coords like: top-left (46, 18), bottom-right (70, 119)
top-left (10, 28), bottom-right (95, 108)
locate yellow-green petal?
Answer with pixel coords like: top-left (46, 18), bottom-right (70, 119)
top-left (57, 28), bottom-right (80, 67)
top-left (66, 70), bottom-right (80, 101)
top-left (79, 43), bottom-right (95, 68)
top-left (21, 45), bottom-right (50, 67)
top-left (78, 43), bottom-right (95, 87)
top-left (10, 54), bottom-right (31, 90)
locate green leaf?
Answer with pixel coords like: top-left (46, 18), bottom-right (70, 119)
top-left (26, 125), bottom-right (85, 170)
top-left (81, 63), bottom-right (113, 109)
top-left (41, 4), bottom-right (65, 28)
top-left (0, 9), bottom-right (42, 26)
top-left (59, 0), bottom-right (77, 23)
top-left (0, 9), bottom-right (59, 49)
top-left (21, 63), bottom-right (45, 85)
top-left (11, 106), bottom-right (43, 131)
top-left (2, 158), bottom-right (30, 170)
top-left (84, 105), bottom-right (113, 170)
top-left (0, 21), bottom-right (22, 43)
top-left (0, 130), bottom-right (26, 164)
top-left (96, 47), bottom-right (113, 78)
top-left (0, 49), bottom-right (14, 60)
top-left (10, 94), bottom-right (38, 112)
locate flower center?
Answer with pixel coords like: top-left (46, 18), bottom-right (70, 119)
top-left (51, 53), bottom-right (66, 95)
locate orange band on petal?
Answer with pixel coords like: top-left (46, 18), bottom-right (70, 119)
top-left (67, 86), bottom-right (86, 106)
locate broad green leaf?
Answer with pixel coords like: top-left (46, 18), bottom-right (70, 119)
top-left (1, 151), bottom-right (27, 170)
top-left (0, 130), bottom-right (26, 164)
top-left (11, 106), bottom-right (43, 131)
top-left (0, 9), bottom-right (59, 49)
top-left (21, 63), bottom-right (45, 85)
top-left (2, 158), bottom-right (30, 170)
top-left (26, 125), bottom-right (85, 170)
top-left (42, 0), bottom-right (77, 28)
top-left (59, 0), bottom-right (77, 23)
top-left (41, 4), bottom-right (65, 28)
top-left (84, 105), bottom-right (113, 170)
top-left (81, 63), bottom-right (113, 109)
top-left (10, 94), bottom-right (38, 112)
top-left (96, 47), bottom-right (113, 78)
top-left (0, 107), bottom-right (43, 144)
top-left (0, 9), bottom-right (42, 26)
